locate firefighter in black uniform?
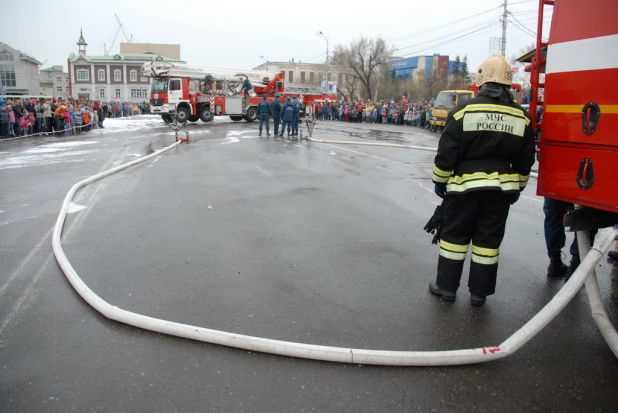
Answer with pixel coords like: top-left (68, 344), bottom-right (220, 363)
top-left (428, 55), bottom-right (536, 307)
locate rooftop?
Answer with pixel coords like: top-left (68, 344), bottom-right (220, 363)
top-left (40, 66), bottom-right (64, 73)
top-left (69, 52), bottom-right (185, 63)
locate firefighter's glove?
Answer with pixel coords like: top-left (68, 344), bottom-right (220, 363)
top-left (423, 203), bottom-right (445, 245)
top-left (434, 183), bottom-right (446, 198)
top-left (509, 192), bottom-right (521, 205)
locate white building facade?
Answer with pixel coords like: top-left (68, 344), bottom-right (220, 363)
top-left (67, 30), bottom-right (185, 102)
top-left (39, 66), bottom-right (69, 98)
top-left (0, 42), bottom-right (41, 95)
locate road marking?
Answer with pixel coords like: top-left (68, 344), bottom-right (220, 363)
top-left (253, 164), bottom-right (273, 177)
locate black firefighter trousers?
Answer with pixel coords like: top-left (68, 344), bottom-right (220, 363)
top-left (436, 190), bottom-right (512, 297)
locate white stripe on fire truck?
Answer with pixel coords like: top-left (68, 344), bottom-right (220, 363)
top-left (546, 34), bottom-right (618, 74)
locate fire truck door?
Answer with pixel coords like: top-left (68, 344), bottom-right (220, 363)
top-left (169, 78), bottom-right (183, 106)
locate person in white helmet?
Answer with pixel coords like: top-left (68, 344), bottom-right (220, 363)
top-left (428, 55), bottom-right (536, 307)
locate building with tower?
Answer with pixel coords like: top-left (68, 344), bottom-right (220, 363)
top-left (67, 30), bottom-right (185, 102)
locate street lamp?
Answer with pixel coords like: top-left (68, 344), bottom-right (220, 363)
top-left (316, 31), bottom-right (329, 91)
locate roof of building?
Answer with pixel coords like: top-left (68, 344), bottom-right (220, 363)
top-left (68, 52), bottom-right (185, 63)
top-left (40, 66), bottom-right (64, 72)
top-left (19, 52), bottom-right (42, 65)
top-left (77, 29), bottom-right (88, 46)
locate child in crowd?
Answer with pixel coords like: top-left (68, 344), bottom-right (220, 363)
top-left (63, 109), bottom-right (73, 134)
top-left (7, 105), bottom-right (15, 136)
top-left (74, 109), bottom-right (83, 134)
top-left (19, 115), bottom-right (29, 136)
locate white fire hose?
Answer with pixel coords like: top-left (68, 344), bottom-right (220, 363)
top-left (52, 138), bottom-right (615, 365)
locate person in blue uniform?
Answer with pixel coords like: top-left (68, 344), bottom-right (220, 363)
top-left (240, 77), bottom-right (253, 98)
top-left (291, 96), bottom-right (302, 136)
top-left (257, 94), bottom-right (272, 136)
top-left (271, 93), bottom-right (282, 137)
top-left (280, 97), bottom-right (294, 138)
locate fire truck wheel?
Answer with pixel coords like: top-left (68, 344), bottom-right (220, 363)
top-left (199, 108), bottom-right (213, 123)
top-left (245, 107), bottom-right (257, 123)
top-left (189, 115), bottom-right (199, 122)
top-left (230, 116), bottom-right (243, 122)
top-left (176, 106), bottom-right (190, 123)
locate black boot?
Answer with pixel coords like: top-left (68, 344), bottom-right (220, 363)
top-left (428, 282), bottom-right (456, 302)
top-left (259, 130), bottom-right (262, 136)
top-left (267, 132), bottom-right (271, 136)
top-left (470, 295), bottom-right (486, 306)
top-left (547, 251), bottom-right (567, 277)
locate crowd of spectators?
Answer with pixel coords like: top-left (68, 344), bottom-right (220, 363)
top-left (0, 97), bottom-right (151, 138)
top-left (310, 98), bottom-right (440, 132)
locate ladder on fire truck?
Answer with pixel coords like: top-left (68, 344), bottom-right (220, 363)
top-left (283, 84), bottom-right (327, 95)
top-left (142, 62), bottom-right (276, 97)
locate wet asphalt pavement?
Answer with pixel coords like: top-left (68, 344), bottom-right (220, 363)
top-left (1, 116), bottom-right (617, 412)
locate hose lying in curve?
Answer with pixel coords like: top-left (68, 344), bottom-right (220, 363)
top-left (52, 136), bottom-right (617, 365)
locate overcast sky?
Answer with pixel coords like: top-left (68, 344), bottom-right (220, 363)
top-left (2, 0), bottom-right (549, 75)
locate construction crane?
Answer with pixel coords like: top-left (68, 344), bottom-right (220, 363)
top-left (102, 15), bottom-right (133, 56)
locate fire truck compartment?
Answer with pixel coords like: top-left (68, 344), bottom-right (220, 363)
top-left (225, 97), bottom-right (243, 115)
top-left (538, 143), bottom-right (618, 213)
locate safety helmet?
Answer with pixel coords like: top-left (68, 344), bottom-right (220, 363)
top-left (263, 94), bottom-right (268, 99)
top-left (286, 97), bottom-right (291, 101)
top-left (275, 92), bottom-right (281, 97)
top-left (476, 55), bottom-right (512, 87)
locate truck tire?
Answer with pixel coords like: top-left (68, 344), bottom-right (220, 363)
top-left (245, 107), bottom-right (257, 123)
top-left (161, 114), bottom-right (173, 124)
top-left (230, 116), bottom-right (243, 122)
top-left (199, 108), bottom-right (213, 123)
top-left (189, 115), bottom-right (199, 122)
top-left (176, 106), bottom-right (190, 123)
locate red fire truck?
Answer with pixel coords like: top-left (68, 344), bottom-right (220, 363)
top-left (142, 62), bottom-right (337, 124)
top-left (521, 0), bottom-right (618, 229)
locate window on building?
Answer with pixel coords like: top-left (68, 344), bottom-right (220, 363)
top-left (66, 87), bottom-right (69, 92)
top-left (77, 69), bottom-right (89, 81)
top-left (66, 77), bottom-right (69, 82)
top-left (130, 70), bottom-right (137, 81)
top-left (140, 76), bottom-right (147, 82)
top-left (288, 71), bottom-right (294, 83)
top-left (56, 86), bottom-right (62, 92)
top-left (114, 69), bottom-right (121, 82)
top-left (310, 72), bottom-right (314, 83)
top-left (0, 50), bottom-right (15, 61)
top-left (130, 89), bottom-right (148, 98)
top-left (300, 72), bottom-right (305, 83)
top-left (56, 77), bottom-right (61, 82)
top-left (99, 88), bottom-right (105, 98)
top-left (115, 89), bottom-right (121, 98)
top-left (0, 63), bottom-right (16, 87)
top-left (98, 69), bottom-right (105, 81)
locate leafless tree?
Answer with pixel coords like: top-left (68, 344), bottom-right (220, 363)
top-left (331, 37), bottom-right (394, 101)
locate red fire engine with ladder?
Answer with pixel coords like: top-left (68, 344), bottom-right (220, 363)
top-left (142, 62), bottom-right (337, 125)
top-left (519, 0), bottom-right (618, 230)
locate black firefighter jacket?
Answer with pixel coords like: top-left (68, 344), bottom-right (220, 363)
top-left (431, 95), bottom-right (536, 195)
